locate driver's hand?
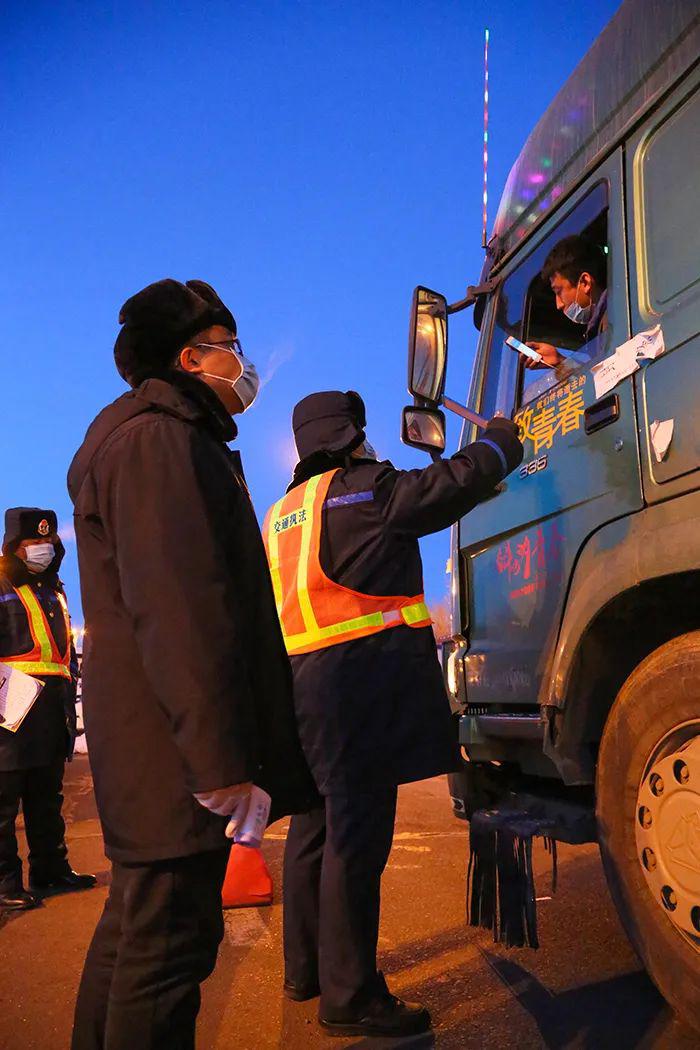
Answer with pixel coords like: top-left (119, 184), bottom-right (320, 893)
top-left (525, 341), bottom-right (563, 369)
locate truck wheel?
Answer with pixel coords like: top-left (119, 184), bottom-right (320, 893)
top-left (596, 631), bottom-right (700, 1031)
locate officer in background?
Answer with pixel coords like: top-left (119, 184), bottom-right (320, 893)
top-left (264, 391), bottom-right (523, 1038)
top-left (0, 508), bottom-right (96, 910)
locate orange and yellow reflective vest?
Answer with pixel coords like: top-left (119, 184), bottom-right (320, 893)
top-left (263, 469), bottom-right (432, 657)
top-left (2, 585), bottom-right (72, 679)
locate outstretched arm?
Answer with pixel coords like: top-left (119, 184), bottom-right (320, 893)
top-left (376, 417), bottom-right (523, 539)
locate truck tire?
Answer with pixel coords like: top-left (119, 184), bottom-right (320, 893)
top-left (596, 631), bottom-right (700, 1032)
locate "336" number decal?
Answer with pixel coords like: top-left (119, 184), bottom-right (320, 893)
top-left (519, 454), bottom-right (548, 479)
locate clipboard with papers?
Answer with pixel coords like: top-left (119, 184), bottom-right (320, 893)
top-left (0, 663), bottom-right (44, 733)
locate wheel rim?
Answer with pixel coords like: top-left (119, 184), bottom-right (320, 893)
top-left (635, 720), bottom-right (700, 950)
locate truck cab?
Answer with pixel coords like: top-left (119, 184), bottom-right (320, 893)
top-left (403, 0), bottom-right (700, 1030)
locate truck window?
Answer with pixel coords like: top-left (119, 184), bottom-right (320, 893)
top-left (505, 185), bottom-right (610, 409)
top-left (478, 184), bottom-right (610, 417)
top-left (640, 86), bottom-right (700, 310)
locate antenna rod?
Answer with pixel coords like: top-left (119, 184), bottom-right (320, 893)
top-left (481, 27), bottom-right (490, 250)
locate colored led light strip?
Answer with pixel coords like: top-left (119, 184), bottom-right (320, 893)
top-left (482, 28), bottom-right (490, 249)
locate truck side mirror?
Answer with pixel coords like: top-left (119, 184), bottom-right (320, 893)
top-left (408, 286), bottom-right (448, 405)
top-left (401, 406), bottom-right (446, 454)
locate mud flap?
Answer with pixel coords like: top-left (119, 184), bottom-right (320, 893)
top-left (466, 808), bottom-right (557, 949)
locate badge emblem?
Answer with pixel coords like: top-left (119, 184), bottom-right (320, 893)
top-left (38, 519), bottom-right (50, 536)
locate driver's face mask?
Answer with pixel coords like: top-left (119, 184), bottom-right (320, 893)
top-left (563, 277), bottom-right (592, 325)
top-left (196, 339), bottom-right (260, 411)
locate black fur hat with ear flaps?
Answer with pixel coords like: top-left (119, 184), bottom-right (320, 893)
top-left (2, 508), bottom-right (58, 555)
top-left (114, 279), bottom-right (237, 387)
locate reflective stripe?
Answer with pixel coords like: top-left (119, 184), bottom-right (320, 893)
top-left (285, 600), bottom-right (432, 654)
top-left (475, 437), bottom-right (508, 477)
top-left (265, 495), bottom-right (286, 613)
top-left (3, 659), bottom-right (71, 679)
top-left (295, 475), bottom-right (321, 635)
top-left (2, 585), bottom-right (71, 678)
top-left (285, 610), bottom-right (385, 650)
top-left (401, 600), bottom-right (431, 626)
top-left (18, 587), bottom-right (54, 664)
top-left (325, 491), bottom-right (374, 509)
top-left (265, 470), bottom-right (432, 656)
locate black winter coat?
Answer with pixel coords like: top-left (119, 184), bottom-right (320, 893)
top-left (0, 553), bottom-right (78, 772)
top-left (286, 433), bottom-right (522, 794)
top-left (67, 372), bottom-right (318, 864)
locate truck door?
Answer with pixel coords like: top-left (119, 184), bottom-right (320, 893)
top-left (627, 72), bottom-right (700, 502)
top-left (458, 153), bottom-right (643, 712)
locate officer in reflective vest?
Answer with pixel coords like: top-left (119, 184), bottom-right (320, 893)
top-left (0, 507), bottom-right (96, 910)
top-left (263, 391), bottom-right (523, 1038)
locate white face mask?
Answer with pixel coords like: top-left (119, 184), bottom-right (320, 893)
top-left (23, 543), bottom-right (55, 573)
top-left (198, 341), bottom-right (260, 412)
top-left (563, 278), bottom-right (592, 325)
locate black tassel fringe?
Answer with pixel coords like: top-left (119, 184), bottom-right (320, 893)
top-left (466, 809), bottom-right (557, 949)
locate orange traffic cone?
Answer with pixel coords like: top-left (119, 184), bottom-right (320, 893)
top-left (222, 843), bottom-right (273, 908)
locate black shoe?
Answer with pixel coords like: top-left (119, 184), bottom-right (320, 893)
top-left (0, 889), bottom-right (40, 911)
top-left (30, 870), bottom-right (97, 895)
top-left (319, 994), bottom-right (431, 1037)
top-left (284, 979), bottom-right (321, 1002)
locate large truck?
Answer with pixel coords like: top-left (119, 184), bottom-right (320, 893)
top-left (402, 0), bottom-right (700, 1029)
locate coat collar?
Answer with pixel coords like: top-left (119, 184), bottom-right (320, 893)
top-left (135, 370), bottom-right (238, 443)
top-left (69, 371), bottom-right (238, 505)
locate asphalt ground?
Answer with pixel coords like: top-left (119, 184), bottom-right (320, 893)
top-left (0, 756), bottom-right (698, 1050)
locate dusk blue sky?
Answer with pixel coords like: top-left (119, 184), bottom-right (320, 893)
top-left (2, 0), bottom-right (620, 625)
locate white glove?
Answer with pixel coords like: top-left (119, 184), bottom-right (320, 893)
top-left (225, 785), bottom-right (272, 847)
top-left (193, 782), bottom-right (252, 816)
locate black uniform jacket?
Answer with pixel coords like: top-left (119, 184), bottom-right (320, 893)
top-left (0, 551), bottom-right (78, 772)
top-left (67, 372), bottom-right (318, 864)
top-left (289, 438), bottom-right (520, 795)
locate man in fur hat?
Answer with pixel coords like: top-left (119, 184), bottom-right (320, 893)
top-left (0, 507), bottom-right (95, 911)
top-left (68, 279), bottom-right (317, 1050)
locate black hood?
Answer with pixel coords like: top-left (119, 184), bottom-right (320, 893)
top-left (292, 391), bottom-right (366, 461)
top-left (68, 371), bottom-right (237, 505)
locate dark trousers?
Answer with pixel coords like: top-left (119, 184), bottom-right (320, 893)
top-left (283, 788), bottom-right (398, 1019)
top-left (71, 847), bottom-right (229, 1050)
top-left (0, 759), bottom-right (69, 891)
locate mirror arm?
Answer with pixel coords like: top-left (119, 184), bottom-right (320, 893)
top-left (447, 276), bottom-right (499, 315)
top-left (442, 396), bottom-right (488, 430)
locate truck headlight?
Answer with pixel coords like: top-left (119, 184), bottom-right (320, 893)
top-left (443, 635), bottom-right (468, 710)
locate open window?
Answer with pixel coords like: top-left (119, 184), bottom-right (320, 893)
top-left (478, 183), bottom-right (611, 419)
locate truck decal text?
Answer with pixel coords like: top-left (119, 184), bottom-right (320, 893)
top-left (516, 374), bottom-right (587, 454)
